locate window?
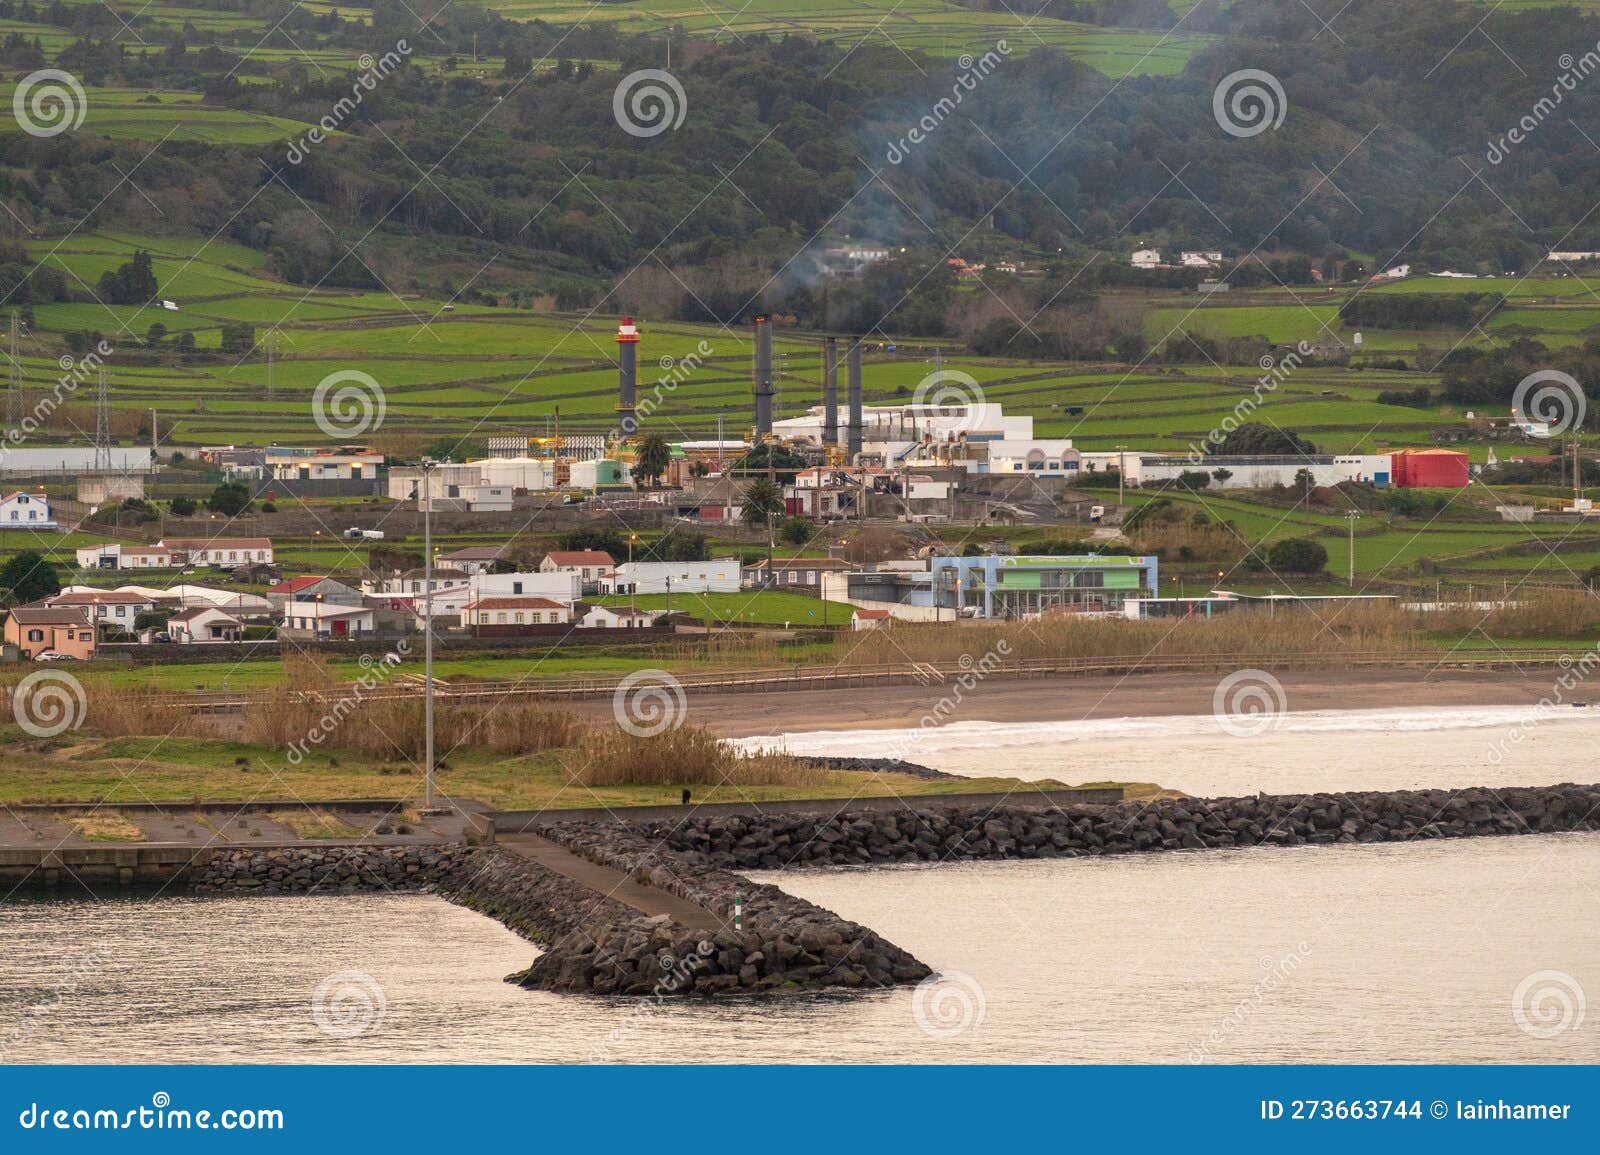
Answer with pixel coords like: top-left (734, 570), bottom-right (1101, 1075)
top-left (513, 612), bottom-right (525, 624)
top-left (496, 612), bottom-right (507, 624)
top-left (115, 606), bottom-right (126, 617)
top-left (27, 629), bottom-right (42, 642)
top-left (512, 581), bottom-right (523, 594)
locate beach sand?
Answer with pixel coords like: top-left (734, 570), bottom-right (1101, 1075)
top-left (619, 668), bottom-right (1566, 738)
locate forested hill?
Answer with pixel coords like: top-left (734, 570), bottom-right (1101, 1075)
top-left (2, 0), bottom-right (1598, 320)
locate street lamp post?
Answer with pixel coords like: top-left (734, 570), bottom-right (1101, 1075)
top-left (627, 533), bottom-right (638, 618)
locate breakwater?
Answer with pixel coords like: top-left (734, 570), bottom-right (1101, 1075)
top-left (601, 783), bottom-right (1600, 869)
top-left (182, 782), bottom-right (1600, 998)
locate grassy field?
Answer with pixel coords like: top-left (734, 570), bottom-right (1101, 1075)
top-left (0, 730), bottom-right (1143, 808)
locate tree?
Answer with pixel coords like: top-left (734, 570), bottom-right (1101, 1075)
top-left (1210, 423), bottom-right (1317, 457)
top-left (97, 250), bottom-right (159, 305)
top-left (736, 442), bottom-right (807, 483)
top-left (743, 478), bottom-right (784, 527)
top-left (688, 459), bottom-right (710, 478)
top-left (559, 527), bottom-right (628, 559)
top-left (207, 482), bottom-right (252, 516)
top-left (634, 434), bottom-right (671, 488)
top-left (169, 496), bottom-right (196, 516)
top-left (779, 516), bottom-right (813, 546)
top-left (0, 551), bottom-right (61, 606)
top-left (1266, 537), bottom-right (1328, 574)
top-left (1211, 468), bottom-right (1234, 485)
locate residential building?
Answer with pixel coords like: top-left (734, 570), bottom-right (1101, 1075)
top-left (580, 606), bottom-right (671, 629)
top-left (265, 575), bottom-right (364, 612)
top-left (161, 537), bottom-right (274, 567)
top-left (599, 559), bottom-right (742, 595)
top-left (46, 590), bottom-right (155, 633)
top-left (1130, 248), bottom-right (1163, 269)
top-left (437, 546), bottom-right (509, 576)
top-left (75, 543), bottom-right (174, 570)
top-left (362, 569), bottom-right (473, 599)
top-left (463, 597), bottom-right (572, 634)
top-left (5, 605), bottom-right (95, 659)
top-left (279, 602), bottom-right (377, 639)
top-left (540, 551), bottom-right (616, 588)
top-left (474, 571), bottom-right (581, 604)
top-left (167, 607), bottom-right (244, 643)
top-left (744, 557), bottom-right (853, 589)
top-left (0, 491), bottom-right (55, 529)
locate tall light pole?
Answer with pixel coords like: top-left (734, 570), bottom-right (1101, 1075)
top-left (627, 532), bottom-right (638, 618)
top-left (1345, 510), bottom-right (1360, 589)
top-left (1116, 444), bottom-right (1128, 509)
top-left (421, 459), bottom-right (437, 810)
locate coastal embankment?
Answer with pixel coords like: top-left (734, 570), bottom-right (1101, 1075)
top-left (109, 781), bottom-right (1600, 998)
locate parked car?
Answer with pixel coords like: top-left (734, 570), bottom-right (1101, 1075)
top-left (34, 651), bottom-right (80, 661)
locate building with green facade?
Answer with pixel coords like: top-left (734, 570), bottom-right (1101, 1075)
top-left (929, 555), bottom-right (1160, 619)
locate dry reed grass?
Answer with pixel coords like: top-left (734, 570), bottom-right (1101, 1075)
top-left (564, 724), bottom-right (828, 788)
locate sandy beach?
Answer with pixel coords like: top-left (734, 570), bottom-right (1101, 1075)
top-left (663, 668), bottom-right (1564, 738)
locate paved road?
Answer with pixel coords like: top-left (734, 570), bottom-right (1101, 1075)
top-left (497, 833), bottom-right (723, 933)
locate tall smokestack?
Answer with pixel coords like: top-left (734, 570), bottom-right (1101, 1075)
top-left (754, 316), bottom-right (774, 439)
top-left (822, 337), bottom-right (839, 447)
top-left (847, 340), bottom-right (863, 461)
top-left (616, 316), bottom-right (639, 439)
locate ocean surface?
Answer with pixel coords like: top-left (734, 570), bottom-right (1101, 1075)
top-left (3, 705), bottom-right (1595, 1064)
top-left (732, 704), bottom-right (1600, 796)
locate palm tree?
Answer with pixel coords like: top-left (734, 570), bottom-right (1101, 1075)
top-left (634, 433), bottom-right (671, 488)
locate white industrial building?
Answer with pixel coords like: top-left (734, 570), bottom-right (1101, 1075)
top-left (773, 401), bottom-right (1033, 448)
top-left (0, 447), bottom-right (154, 475)
top-left (387, 458), bottom-right (559, 502)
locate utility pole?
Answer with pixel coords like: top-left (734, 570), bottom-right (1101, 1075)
top-left (627, 532), bottom-right (638, 618)
top-left (95, 366), bottom-right (110, 472)
top-left (422, 459), bottom-right (436, 811)
top-left (1345, 510), bottom-right (1359, 589)
top-left (1116, 444), bottom-right (1127, 509)
top-left (265, 330), bottom-right (274, 402)
top-left (7, 310), bottom-right (18, 426)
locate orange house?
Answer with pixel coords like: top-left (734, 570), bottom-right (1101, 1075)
top-left (5, 605), bottom-right (96, 660)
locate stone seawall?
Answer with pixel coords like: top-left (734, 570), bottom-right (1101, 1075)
top-left (184, 783), bottom-right (1600, 999)
top-left (190, 842), bottom-right (931, 997)
top-left (597, 783), bottom-right (1600, 870)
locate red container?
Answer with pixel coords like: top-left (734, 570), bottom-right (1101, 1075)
top-left (1391, 449), bottom-right (1469, 487)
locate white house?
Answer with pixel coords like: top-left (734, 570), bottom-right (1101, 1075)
top-left (464, 597), bottom-right (572, 629)
top-left (1180, 251), bottom-right (1223, 268)
top-left (473, 571), bottom-right (581, 604)
top-left (580, 606), bottom-right (671, 629)
top-left (434, 547), bottom-right (507, 576)
top-left (279, 602), bottom-right (376, 639)
top-left (46, 589), bottom-right (155, 631)
top-left (539, 551), bottom-right (615, 586)
top-left (599, 559), bottom-right (742, 595)
top-left (76, 543), bottom-right (173, 570)
top-left (1130, 248), bottom-right (1163, 269)
top-left (265, 450), bottom-right (383, 481)
top-left (161, 537), bottom-right (274, 567)
top-left (167, 606), bottom-right (243, 644)
top-left (852, 609), bottom-right (892, 631)
top-left (0, 491), bottom-right (55, 529)
top-left (362, 570), bottom-right (473, 599)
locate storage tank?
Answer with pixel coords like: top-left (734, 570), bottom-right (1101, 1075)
top-left (1391, 448), bottom-right (1469, 488)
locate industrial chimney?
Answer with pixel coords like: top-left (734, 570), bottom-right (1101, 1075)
top-left (847, 340), bottom-right (863, 461)
top-left (822, 337), bottom-right (839, 447)
top-left (616, 316), bottom-right (639, 439)
top-left (753, 316), bottom-right (774, 439)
